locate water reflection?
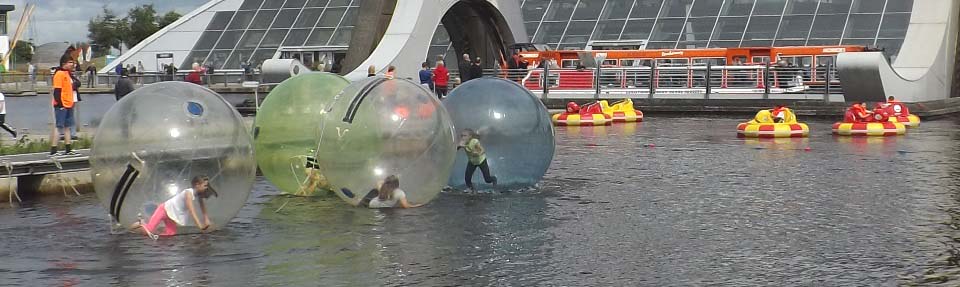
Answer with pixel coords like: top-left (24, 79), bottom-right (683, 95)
top-left (832, 135), bottom-right (901, 155)
top-left (3, 116), bottom-right (960, 285)
top-left (560, 125), bottom-right (608, 139)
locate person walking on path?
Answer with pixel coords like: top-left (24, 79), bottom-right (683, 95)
top-left (433, 61), bottom-right (449, 99)
top-left (0, 91), bottom-right (18, 140)
top-left (50, 58), bottom-right (77, 156)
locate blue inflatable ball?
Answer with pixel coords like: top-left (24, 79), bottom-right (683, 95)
top-left (443, 77), bottom-right (555, 190)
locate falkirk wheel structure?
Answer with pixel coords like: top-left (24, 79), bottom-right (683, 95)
top-left (342, 0), bottom-right (526, 81)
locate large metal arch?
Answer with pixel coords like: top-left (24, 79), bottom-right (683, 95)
top-left (837, 0), bottom-right (960, 103)
top-left (344, 0), bottom-right (526, 81)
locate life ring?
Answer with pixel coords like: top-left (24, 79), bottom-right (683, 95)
top-left (887, 114), bottom-right (920, 127)
top-left (737, 122), bottom-right (809, 138)
top-left (832, 122), bottom-right (905, 136)
top-left (552, 113), bottom-right (612, 126)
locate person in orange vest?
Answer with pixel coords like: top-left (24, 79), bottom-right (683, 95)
top-left (771, 105), bottom-right (787, 123)
top-left (843, 106), bottom-right (858, 123)
top-left (885, 96), bottom-right (908, 115)
top-left (880, 96), bottom-right (899, 108)
top-left (50, 57), bottom-right (77, 156)
top-left (849, 102), bottom-right (872, 122)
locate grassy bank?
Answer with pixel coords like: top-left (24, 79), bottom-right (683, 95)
top-left (0, 136), bottom-right (93, 156)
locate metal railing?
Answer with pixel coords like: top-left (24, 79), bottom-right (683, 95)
top-left (0, 71), bottom-right (260, 93)
top-left (447, 63), bottom-right (841, 101)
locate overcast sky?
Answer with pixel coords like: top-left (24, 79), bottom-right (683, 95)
top-left (5, 0), bottom-right (208, 44)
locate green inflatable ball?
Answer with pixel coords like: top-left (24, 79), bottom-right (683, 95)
top-left (254, 72), bottom-right (350, 196)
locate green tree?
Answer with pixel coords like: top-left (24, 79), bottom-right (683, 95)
top-left (11, 40), bottom-right (33, 63)
top-left (158, 11), bottom-right (182, 28)
top-left (87, 5), bottom-right (182, 53)
top-left (87, 7), bottom-right (124, 55)
top-left (125, 5), bottom-right (159, 49)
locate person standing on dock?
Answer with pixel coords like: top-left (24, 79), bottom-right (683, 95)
top-left (85, 64), bottom-right (97, 87)
top-left (433, 61), bottom-right (449, 99)
top-left (49, 58), bottom-right (77, 156)
top-left (470, 57), bottom-right (483, 81)
top-left (27, 62), bottom-right (36, 88)
top-left (459, 53), bottom-right (472, 82)
top-left (136, 61), bottom-right (145, 85)
top-left (419, 62), bottom-right (433, 91)
top-left (115, 70), bottom-right (136, 101)
top-left (0, 91), bottom-right (17, 140)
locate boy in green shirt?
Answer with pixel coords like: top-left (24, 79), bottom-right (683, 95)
top-left (458, 129), bottom-right (497, 192)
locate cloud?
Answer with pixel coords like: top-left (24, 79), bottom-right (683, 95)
top-left (8, 0), bottom-right (208, 45)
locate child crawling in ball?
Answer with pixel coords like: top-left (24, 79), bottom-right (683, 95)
top-left (130, 175), bottom-right (218, 238)
top-left (341, 175), bottom-right (422, 209)
top-left (458, 129), bottom-right (497, 192)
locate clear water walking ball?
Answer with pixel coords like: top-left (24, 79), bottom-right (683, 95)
top-left (254, 72), bottom-right (349, 196)
top-left (443, 77), bottom-right (555, 189)
top-left (90, 82), bottom-right (256, 233)
top-left (313, 77), bottom-right (456, 206)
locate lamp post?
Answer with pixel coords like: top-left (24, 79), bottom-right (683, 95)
top-left (594, 53), bottom-right (606, 100)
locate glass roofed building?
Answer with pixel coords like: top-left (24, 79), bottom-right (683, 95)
top-left (108, 0), bottom-right (957, 102)
top-left (429, 0), bottom-right (914, 69)
top-left (109, 0), bottom-right (915, 73)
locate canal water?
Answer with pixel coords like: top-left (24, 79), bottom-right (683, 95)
top-left (2, 94), bottom-right (251, 134)
top-left (2, 94), bottom-right (960, 285)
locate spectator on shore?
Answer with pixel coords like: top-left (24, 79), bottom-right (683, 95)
top-left (164, 64), bottom-right (177, 81)
top-left (241, 61), bottom-right (252, 81)
top-left (27, 62), bottom-right (36, 86)
top-left (419, 62), bottom-right (433, 91)
top-left (186, 63), bottom-right (203, 85)
top-left (85, 65), bottom-right (97, 87)
top-left (49, 58), bottom-right (77, 156)
top-left (459, 53), bottom-right (472, 82)
top-left (470, 57), bottom-right (483, 81)
top-left (115, 63), bottom-right (123, 76)
top-left (204, 63), bottom-right (215, 85)
top-left (385, 66), bottom-right (396, 79)
top-left (115, 70), bottom-right (136, 101)
top-left (433, 61), bottom-right (449, 99)
top-left (0, 91), bottom-right (17, 140)
top-left (136, 61), bottom-right (145, 84)
top-left (68, 63), bottom-right (82, 140)
top-left (61, 46), bottom-right (79, 70)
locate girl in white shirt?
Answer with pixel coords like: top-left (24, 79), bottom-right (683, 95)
top-left (131, 176), bottom-right (218, 238)
top-left (342, 175), bottom-right (422, 208)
